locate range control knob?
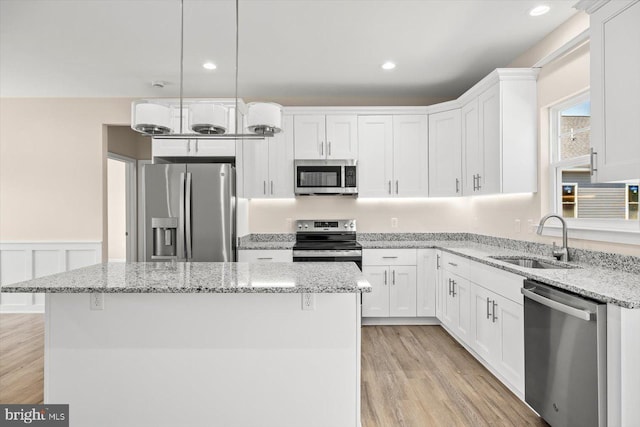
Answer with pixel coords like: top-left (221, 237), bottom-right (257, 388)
top-left (350, 223), bottom-right (355, 228)
top-left (298, 224), bottom-right (302, 229)
top-left (344, 224), bottom-right (348, 228)
top-left (304, 224), bottom-right (309, 229)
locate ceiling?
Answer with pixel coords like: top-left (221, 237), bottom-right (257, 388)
top-left (0, 0), bottom-right (578, 105)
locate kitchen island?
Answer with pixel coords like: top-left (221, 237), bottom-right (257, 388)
top-left (1, 262), bottom-right (370, 427)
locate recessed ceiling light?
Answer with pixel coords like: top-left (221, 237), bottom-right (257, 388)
top-left (203, 62), bottom-right (217, 70)
top-left (381, 61), bottom-right (396, 70)
top-left (529, 5), bottom-right (550, 16)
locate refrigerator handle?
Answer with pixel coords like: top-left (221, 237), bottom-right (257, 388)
top-left (178, 172), bottom-right (186, 260)
top-left (185, 172), bottom-right (193, 260)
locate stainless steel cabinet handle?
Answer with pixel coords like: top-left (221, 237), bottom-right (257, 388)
top-left (452, 280), bottom-right (457, 297)
top-left (195, 140), bottom-right (198, 153)
top-left (382, 256), bottom-right (398, 259)
top-left (270, 181), bottom-right (274, 195)
top-left (185, 172), bottom-right (193, 260)
top-left (384, 270), bottom-right (388, 285)
top-left (476, 174), bottom-right (481, 190)
top-left (448, 279), bottom-right (452, 296)
top-left (187, 140), bottom-right (191, 153)
top-left (388, 181), bottom-right (392, 194)
top-left (436, 254), bottom-right (440, 269)
top-left (395, 180), bottom-right (399, 194)
top-left (492, 301), bottom-right (498, 323)
top-left (328, 141), bottom-right (331, 156)
top-left (486, 297), bottom-right (492, 319)
top-left (456, 178), bottom-right (460, 193)
top-left (590, 148), bottom-right (598, 176)
top-left (392, 270), bottom-right (396, 285)
top-left (257, 257), bottom-right (273, 260)
top-left (263, 181), bottom-right (266, 195)
top-left (521, 288), bottom-right (595, 321)
top-left (448, 262), bottom-right (458, 267)
top-left (320, 141), bottom-right (324, 156)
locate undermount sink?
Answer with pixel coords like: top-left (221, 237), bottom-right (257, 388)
top-left (489, 256), bottom-right (578, 270)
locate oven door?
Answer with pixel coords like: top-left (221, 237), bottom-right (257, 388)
top-left (293, 250), bottom-right (362, 271)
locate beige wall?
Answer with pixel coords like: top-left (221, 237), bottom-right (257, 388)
top-left (107, 125), bottom-right (151, 160)
top-left (107, 158), bottom-right (127, 261)
top-left (0, 98), bottom-right (132, 248)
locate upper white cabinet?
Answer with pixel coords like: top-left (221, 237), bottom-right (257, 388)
top-left (461, 69), bottom-right (538, 195)
top-left (152, 139), bottom-right (237, 158)
top-left (358, 115), bottom-right (428, 198)
top-left (293, 115), bottom-right (358, 159)
top-left (243, 115), bottom-right (294, 198)
top-left (429, 109), bottom-right (462, 197)
top-left (587, 0), bottom-right (640, 182)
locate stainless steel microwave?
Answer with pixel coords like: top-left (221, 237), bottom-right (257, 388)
top-left (294, 159), bottom-right (357, 195)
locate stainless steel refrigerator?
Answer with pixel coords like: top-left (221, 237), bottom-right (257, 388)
top-left (142, 163), bottom-right (236, 262)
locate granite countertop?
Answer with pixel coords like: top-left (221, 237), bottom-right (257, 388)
top-left (362, 239), bottom-right (640, 309)
top-left (0, 262), bottom-right (371, 294)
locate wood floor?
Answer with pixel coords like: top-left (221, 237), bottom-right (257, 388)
top-left (1, 315), bottom-right (546, 426)
top-left (0, 314), bottom-right (44, 404)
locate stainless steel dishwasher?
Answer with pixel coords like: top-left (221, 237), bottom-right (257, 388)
top-left (522, 280), bottom-right (607, 427)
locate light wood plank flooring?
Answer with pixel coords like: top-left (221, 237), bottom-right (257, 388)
top-left (0, 314), bottom-right (44, 404)
top-left (362, 325), bottom-right (547, 427)
top-left (1, 315), bottom-right (546, 426)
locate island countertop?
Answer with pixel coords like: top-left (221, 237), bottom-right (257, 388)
top-left (0, 262), bottom-right (371, 294)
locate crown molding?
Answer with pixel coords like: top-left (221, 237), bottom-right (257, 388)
top-left (574, 0), bottom-right (611, 14)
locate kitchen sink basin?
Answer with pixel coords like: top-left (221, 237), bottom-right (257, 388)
top-left (489, 256), bottom-right (578, 269)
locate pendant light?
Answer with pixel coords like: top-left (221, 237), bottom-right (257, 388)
top-left (131, 0), bottom-right (282, 139)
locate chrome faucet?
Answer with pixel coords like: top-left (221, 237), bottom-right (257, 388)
top-left (537, 214), bottom-right (569, 262)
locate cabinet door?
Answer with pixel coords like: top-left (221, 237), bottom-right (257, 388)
top-left (591, 0), bottom-right (640, 182)
top-left (452, 275), bottom-right (471, 342)
top-left (470, 284), bottom-right (498, 363)
top-left (326, 115), bottom-right (358, 159)
top-left (152, 139), bottom-right (191, 157)
top-left (494, 294), bottom-right (524, 393)
top-left (441, 271), bottom-right (458, 329)
top-left (393, 115), bottom-right (429, 197)
top-left (242, 139), bottom-right (270, 198)
top-left (357, 116), bottom-right (394, 197)
top-left (389, 266), bottom-right (417, 317)
top-left (462, 98), bottom-right (480, 196)
top-left (362, 266), bottom-right (390, 317)
top-left (435, 251), bottom-right (443, 319)
top-left (237, 250), bottom-right (293, 262)
top-left (294, 115), bottom-right (325, 159)
top-left (428, 110), bottom-right (462, 197)
top-left (478, 84), bottom-right (501, 194)
top-left (268, 115), bottom-right (294, 198)
top-left (192, 139), bottom-right (236, 157)
top-left (417, 249), bottom-right (437, 317)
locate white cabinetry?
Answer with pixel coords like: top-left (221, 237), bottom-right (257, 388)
top-left (237, 249), bottom-right (293, 262)
top-left (152, 139), bottom-right (238, 158)
top-left (416, 249), bottom-right (437, 317)
top-left (358, 115), bottom-right (428, 198)
top-left (243, 115), bottom-right (294, 198)
top-left (588, 0), bottom-right (640, 182)
top-left (362, 249), bottom-right (417, 317)
top-left (293, 115), bottom-right (358, 159)
top-left (460, 70), bottom-right (538, 194)
top-left (428, 109), bottom-right (462, 197)
top-left (441, 270), bottom-right (471, 342)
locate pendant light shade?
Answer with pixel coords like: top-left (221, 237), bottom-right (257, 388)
top-left (189, 103), bottom-right (228, 134)
top-left (246, 102), bottom-right (282, 136)
top-left (132, 102), bottom-right (173, 135)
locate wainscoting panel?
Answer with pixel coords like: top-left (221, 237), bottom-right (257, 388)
top-left (0, 242), bottom-right (102, 313)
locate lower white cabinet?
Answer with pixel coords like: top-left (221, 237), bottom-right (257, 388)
top-left (441, 270), bottom-right (471, 342)
top-left (237, 249), bottom-right (293, 263)
top-left (362, 249), bottom-right (418, 318)
top-left (416, 249), bottom-right (437, 317)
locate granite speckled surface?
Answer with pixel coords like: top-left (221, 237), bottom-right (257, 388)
top-left (238, 234), bottom-right (295, 250)
top-left (0, 262), bottom-right (370, 294)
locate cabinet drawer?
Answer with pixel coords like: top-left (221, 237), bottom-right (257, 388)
top-left (363, 249), bottom-right (417, 266)
top-left (440, 252), bottom-right (469, 276)
top-left (238, 250), bottom-right (293, 263)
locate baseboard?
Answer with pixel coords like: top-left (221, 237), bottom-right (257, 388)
top-left (362, 317), bottom-right (440, 326)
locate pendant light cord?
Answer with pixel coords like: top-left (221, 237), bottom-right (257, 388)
top-left (179, 0), bottom-right (184, 133)
top-left (235, 0), bottom-right (239, 133)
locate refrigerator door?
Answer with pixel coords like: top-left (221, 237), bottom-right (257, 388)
top-left (186, 164), bottom-right (236, 261)
top-left (143, 164), bottom-right (187, 261)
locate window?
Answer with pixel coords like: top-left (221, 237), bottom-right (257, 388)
top-left (549, 92), bottom-right (639, 241)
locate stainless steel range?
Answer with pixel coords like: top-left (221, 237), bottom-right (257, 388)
top-left (292, 220), bottom-right (362, 270)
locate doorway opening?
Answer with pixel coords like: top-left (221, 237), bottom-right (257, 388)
top-left (107, 154), bottom-right (136, 261)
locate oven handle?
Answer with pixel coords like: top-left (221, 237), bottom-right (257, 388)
top-left (293, 250), bottom-right (362, 258)
top-left (521, 288), bottom-right (594, 321)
